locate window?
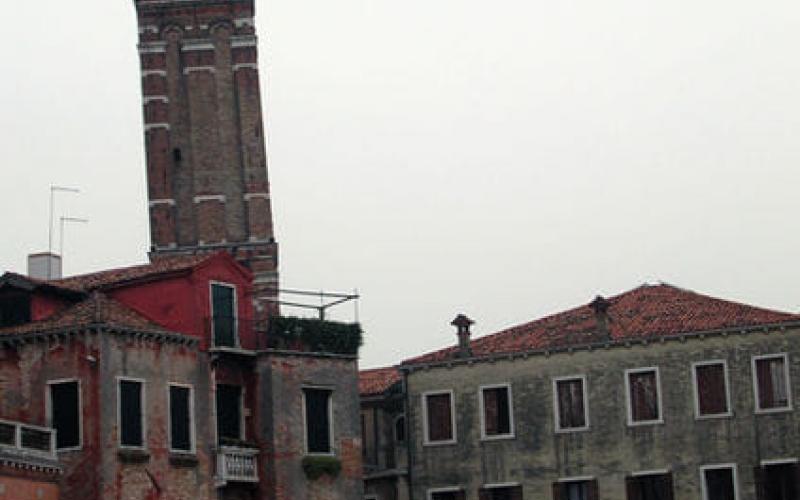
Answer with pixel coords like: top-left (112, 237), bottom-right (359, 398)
top-left (553, 479), bottom-right (598, 500)
top-left (423, 390), bottom-right (455, 444)
top-left (625, 472), bottom-right (674, 500)
top-left (394, 415), bottom-right (406, 443)
top-left (700, 465), bottom-right (738, 500)
top-left (755, 461), bottom-right (799, 500)
top-left (553, 376), bottom-right (589, 431)
top-left (626, 368), bottom-right (662, 425)
top-left (0, 291), bottom-right (30, 327)
top-left (480, 384), bottom-right (514, 439)
top-left (118, 378), bottom-right (145, 448)
top-left (753, 354), bottom-right (791, 412)
top-left (48, 380), bottom-right (81, 450)
top-left (216, 384), bottom-right (243, 443)
top-left (169, 384), bottom-right (193, 452)
top-left (479, 484), bottom-right (523, 500)
top-left (693, 361), bottom-right (731, 418)
top-left (304, 388), bottom-right (333, 454)
top-left (429, 489), bottom-right (465, 500)
top-left (211, 283), bottom-right (237, 347)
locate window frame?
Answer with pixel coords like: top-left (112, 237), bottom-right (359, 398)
top-left (752, 353), bottom-right (793, 414)
top-left (117, 376), bottom-right (147, 450)
top-left (421, 389), bottom-right (457, 446)
top-left (209, 281), bottom-right (239, 348)
top-left (45, 378), bottom-right (82, 452)
top-left (552, 374), bottom-right (590, 433)
top-left (302, 386), bottom-right (335, 456)
top-left (478, 383), bottom-right (515, 441)
top-left (214, 383), bottom-right (245, 443)
top-left (555, 476), bottom-right (597, 500)
top-left (167, 382), bottom-right (195, 454)
top-left (481, 482), bottom-right (522, 499)
top-left (692, 360), bottom-right (733, 419)
top-left (699, 463), bottom-right (739, 500)
top-left (427, 486), bottom-right (463, 500)
top-left (625, 367), bottom-right (664, 426)
top-left (394, 414), bottom-right (406, 444)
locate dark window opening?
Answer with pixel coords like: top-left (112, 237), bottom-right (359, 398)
top-left (172, 148), bottom-right (182, 162)
top-left (425, 392), bottom-right (453, 442)
top-left (119, 380), bottom-right (144, 448)
top-left (432, 491), bottom-right (465, 500)
top-left (695, 363), bottom-right (729, 416)
top-left (482, 386), bottom-right (512, 436)
top-left (216, 384), bottom-right (242, 443)
top-left (703, 467), bottom-right (735, 500)
top-left (755, 356), bottom-right (790, 410)
top-left (304, 388), bottom-right (332, 454)
top-left (395, 415), bottom-right (406, 443)
top-left (170, 385), bottom-right (192, 452)
top-left (756, 463), bottom-right (799, 500)
top-left (212, 284), bottom-right (237, 347)
top-left (360, 413), bottom-right (368, 460)
top-left (556, 378), bottom-right (587, 429)
top-left (50, 381), bottom-right (80, 449)
top-left (479, 485), bottom-right (523, 500)
top-left (625, 473), bottom-right (674, 500)
top-left (553, 480), bottom-right (599, 500)
top-left (628, 370), bottom-right (660, 423)
top-left (0, 291), bottom-right (31, 328)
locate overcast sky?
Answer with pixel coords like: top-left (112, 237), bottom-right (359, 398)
top-left (2, 0), bottom-right (799, 368)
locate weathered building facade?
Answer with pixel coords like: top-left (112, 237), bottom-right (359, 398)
top-left (398, 284), bottom-right (800, 500)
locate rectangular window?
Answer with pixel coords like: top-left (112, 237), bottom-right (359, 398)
top-left (216, 384), bottom-right (242, 443)
top-left (48, 380), bottom-right (80, 450)
top-left (626, 368), bottom-right (662, 425)
top-left (211, 283), bottom-right (237, 347)
top-left (304, 388), bottom-right (332, 454)
top-left (479, 485), bottom-right (523, 500)
top-left (423, 391), bottom-right (455, 444)
top-left (430, 490), bottom-right (465, 500)
top-left (701, 465), bottom-right (737, 500)
top-left (693, 361), bottom-right (731, 418)
top-left (755, 462), bottom-right (799, 500)
top-left (753, 354), bottom-right (791, 412)
top-left (554, 376), bottom-right (589, 431)
top-left (169, 384), bottom-right (193, 452)
top-left (625, 472), bottom-right (674, 500)
top-left (553, 479), bottom-right (599, 500)
top-left (480, 385), bottom-right (513, 438)
top-left (118, 379), bottom-right (144, 448)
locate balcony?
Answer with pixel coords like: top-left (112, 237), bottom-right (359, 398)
top-left (216, 446), bottom-right (259, 485)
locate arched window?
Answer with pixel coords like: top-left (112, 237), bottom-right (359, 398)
top-left (394, 415), bottom-right (406, 443)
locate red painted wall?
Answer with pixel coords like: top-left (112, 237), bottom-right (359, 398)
top-left (30, 294), bottom-right (72, 322)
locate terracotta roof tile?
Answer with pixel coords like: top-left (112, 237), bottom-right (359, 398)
top-left (359, 367), bottom-right (401, 396)
top-left (403, 284), bottom-right (800, 366)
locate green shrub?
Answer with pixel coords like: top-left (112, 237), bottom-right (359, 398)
top-left (302, 455), bottom-right (342, 480)
top-left (267, 316), bottom-right (362, 355)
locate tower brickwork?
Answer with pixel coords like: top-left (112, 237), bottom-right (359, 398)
top-left (135, 0), bottom-right (277, 314)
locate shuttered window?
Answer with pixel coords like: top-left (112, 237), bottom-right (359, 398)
top-left (478, 485), bottom-right (523, 500)
top-left (694, 362), bottom-right (729, 417)
top-left (481, 386), bottom-right (512, 437)
top-left (702, 467), bottom-right (736, 500)
top-left (119, 379), bottom-right (144, 448)
top-left (625, 473), bottom-right (674, 500)
top-left (304, 388), bottom-right (332, 454)
top-left (754, 355), bottom-right (791, 411)
top-left (211, 283), bottom-right (236, 347)
top-left (552, 480), bottom-right (599, 500)
top-left (424, 392), bottom-right (454, 443)
top-left (555, 377), bottom-right (588, 430)
top-left (216, 384), bottom-right (242, 443)
top-left (49, 381), bottom-right (80, 450)
top-left (169, 385), bottom-right (192, 452)
top-left (627, 369), bottom-right (661, 424)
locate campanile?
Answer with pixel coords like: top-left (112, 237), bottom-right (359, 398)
top-left (134, 0), bottom-right (278, 312)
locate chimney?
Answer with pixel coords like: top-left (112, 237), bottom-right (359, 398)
top-left (27, 253), bottom-right (62, 280)
top-left (451, 314), bottom-right (474, 358)
top-left (589, 295), bottom-right (611, 341)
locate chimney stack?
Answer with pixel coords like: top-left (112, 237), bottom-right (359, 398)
top-left (27, 253), bottom-right (62, 280)
top-left (589, 295), bottom-right (611, 341)
top-left (451, 314), bottom-right (474, 358)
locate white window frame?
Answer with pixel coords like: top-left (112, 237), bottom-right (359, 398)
top-left (364, 496), bottom-right (379, 500)
top-left (631, 468), bottom-right (671, 477)
top-left (167, 383), bottom-right (196, 454)
top-left (117, 376), bottom-right (147, 450)
top-left (422, 389), bottom-right (457, 446)
top-left (209, 281), bottom-right (239, 347)
top-left (692, 360), bottom-right (733, 419)
top-left (752, 353), bottom-right (793, 413)
top-left (427, 486), bottom-right (463, 500)
top-left (625, 367), bottom-right (664, 426)
top-left (700, 463), bottom-right (739, 500)
top-left (302, 386), bottom-right (335, 456)
top-left (214, 382), bottom-right (246, 443)
top-left (478, 383), bottom-right (515, 440)
top-left (552, 375), bottom-right (590, 433)
top-left (760, 457), bottom-right (798, 466)
top-left (46, 378), bottom-right (82, 452)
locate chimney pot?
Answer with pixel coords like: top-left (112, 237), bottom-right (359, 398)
top-left (451, 314), bottom-right (474, 358)
top-left (27, 253), bottom-right (62, 280)
top-left (589, 295), bottom-right (611, 340)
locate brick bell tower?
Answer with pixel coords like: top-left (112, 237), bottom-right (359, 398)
top-left (134, 0), bottom-right (278, 316)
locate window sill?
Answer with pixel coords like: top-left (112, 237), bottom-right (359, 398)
top-left (695, 412), bottom-right (733, 420)
top-left (422, 440), bottom-right (457, 447)
top-left (118, 448), bottom-right (151, 463)
top-left (555, 426), bottom-right (590, 434)
top-left (627, 419), bottom-right (664, 427)
top-left (480, 433), bottom-right (515, 442)
top-left (755, 406), bottom-right (793, 415)
top-left (169, 452), bottom-right (198, 467)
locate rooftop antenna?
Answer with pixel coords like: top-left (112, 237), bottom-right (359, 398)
top-left (59, 216), bottom-right (89, 271)
top-left (48, 185), bottom-right (80, 279)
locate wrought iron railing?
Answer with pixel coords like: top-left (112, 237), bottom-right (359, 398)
top-left (216, 446), bottom-right (259, 484)
top-left (0, 419), bottom-right (56, 458)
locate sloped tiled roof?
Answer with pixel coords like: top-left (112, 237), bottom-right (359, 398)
top-left (403, 284), bottom-right (800, 366)
top-left (359, 366), bottom-right (402, 397)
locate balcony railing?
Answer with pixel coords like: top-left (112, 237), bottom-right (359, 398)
top-left (217, 446), bottom-right (259, 484)
top-left (0, 419), bottom-right (56, 459)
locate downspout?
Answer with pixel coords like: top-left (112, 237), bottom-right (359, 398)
top-left (403, 368), bottom-right (415, 500)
